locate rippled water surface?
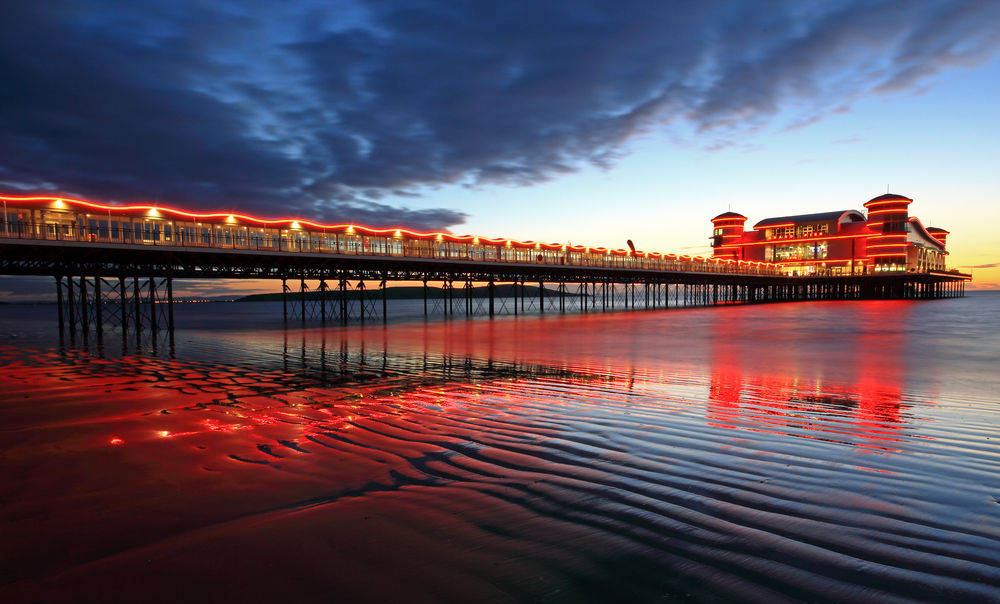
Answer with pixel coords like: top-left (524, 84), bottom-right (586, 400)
top-left (1, 295), bottom-right (998, 602)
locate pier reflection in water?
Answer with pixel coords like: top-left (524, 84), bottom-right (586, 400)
top-left (0, 300), bottom-right (997, 602)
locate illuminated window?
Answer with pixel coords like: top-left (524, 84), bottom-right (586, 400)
top-left (771, 242), bottom-right (828, 261)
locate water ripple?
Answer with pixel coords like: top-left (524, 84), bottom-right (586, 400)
top-left (2, 300), bottom-right (999, 601)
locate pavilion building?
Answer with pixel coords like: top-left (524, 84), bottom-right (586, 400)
top-left (710, 194), bottom-right (949, 276)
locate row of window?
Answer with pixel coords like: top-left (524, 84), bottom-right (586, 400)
top-left (765, 223), bottom-right (831, 239)
top-left (768, 243), bottom-right (828, 262)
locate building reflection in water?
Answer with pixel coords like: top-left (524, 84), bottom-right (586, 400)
top-left (707, 301), bottom-right (921, 453)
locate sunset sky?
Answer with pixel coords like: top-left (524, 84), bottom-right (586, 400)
top-left (2, 1), bottom-right (999, 299)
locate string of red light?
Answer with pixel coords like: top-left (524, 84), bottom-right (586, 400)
top-left (1, 193), bottom-right (778, 266)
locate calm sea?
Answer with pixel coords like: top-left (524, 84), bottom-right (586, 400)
top-left (1, 293), bottom-right (998, 602)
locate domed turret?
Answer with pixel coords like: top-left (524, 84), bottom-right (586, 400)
top-left (711, 211), bottom-right (747, 260)
top-left (926, 226), bottom-right (949, 247)
top-left (864, 193), bottom-right (912, 271)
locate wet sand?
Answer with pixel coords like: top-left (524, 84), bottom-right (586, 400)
top-left (1, 298), bottom-right (998, 602)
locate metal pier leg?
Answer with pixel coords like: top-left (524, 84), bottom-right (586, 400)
top-left (320, 279), bottom-right (327, 323)
top-left (55, 276), bottom-right (65, 336)
top-left (94, 275), bottom-right (103, 342)
top-left (465, 280), bottom-right (472, 316)
top-left (119, 276), bottom-right (128, 335)
top-left (134, 278), bottom-right (142, 332)
top-left (423, 279), bottom-right (428, 317)
top-left (67, 273), bottom-right (76, 333)
top-left (166, 276), bottom-right (174, 334)
top-left (300, 278), bottom-right (306, 323)
top-left (381, 278), bottom-right (387, 323)
top-left (79, 277), bottom-right (89, 334)
top-left (282, 277), bottom-right (288, 321)
top-left (133, 278), bottom-right (142, 348)
top-left (539, 281), bottom-right (544, 313)
top-left (489, 280), bottom-right (495, 317)
top-left (358, 281), bottom-right (366, 324)
top-left (339, 278), bottom-right (347, 323)
top-left (149, 276), bottom-right (157, 333)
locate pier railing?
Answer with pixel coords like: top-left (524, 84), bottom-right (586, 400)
top-left (0, 195), bottom-right (970, 280)
top-left (0, 217), bottom-right (783, 276)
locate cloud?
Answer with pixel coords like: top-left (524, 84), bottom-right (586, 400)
top-left (966, 282), bottom-right (1000, 291)
top-left (961, 262), bottom-right (1000, 269)
top-left (1, 1), bottom-right (998, 229)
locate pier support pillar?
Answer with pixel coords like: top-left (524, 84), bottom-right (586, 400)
top-left (78, 276), bottom-right (89, 334)
top-left (281, 278), bottom-right (288, 321)
top-left (300, 278), bottom-right (306, 322)
top-left (94, 275), bottom-right (103, 341)
top-left (489, 280), bottom-right (495, 317)
top-left (119, 276), bottom-right (128, 335)
top-left (55, 276), bottom-right (65, 336)
top-left (66, 273), bottom-right (76, 334)
top-left (358, 281), bottom-right (366, 324)
top-left (339, 278), bottom-right (348, 323)
top-left (166, 276), bottom-right (174, 334)
top-left (381, 278), bottom-right (387, 323)
top-left (319, 279), bottom-right (327, 322)
top-left (149, 276), bottom-right (157, 333)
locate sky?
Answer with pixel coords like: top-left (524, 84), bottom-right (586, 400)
top-left (2, 0), bottom-right (999, 300)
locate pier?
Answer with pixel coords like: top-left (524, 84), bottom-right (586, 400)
top-left (0, 195), bottom-right (970, 338)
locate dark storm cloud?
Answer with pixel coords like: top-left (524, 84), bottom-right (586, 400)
top-left (1, 0), bottom-right (998, 229)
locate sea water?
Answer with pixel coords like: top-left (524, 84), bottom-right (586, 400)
top-left (0, 294), bottom-right (998, 602)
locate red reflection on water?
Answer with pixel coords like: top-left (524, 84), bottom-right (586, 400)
top-left (0, 305), bottom-right (959, 601)
top-left (707, 302), bottom-right (918, 453)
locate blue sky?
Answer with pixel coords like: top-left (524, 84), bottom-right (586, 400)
top-left (2, 0), bottom-right (999, 298)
